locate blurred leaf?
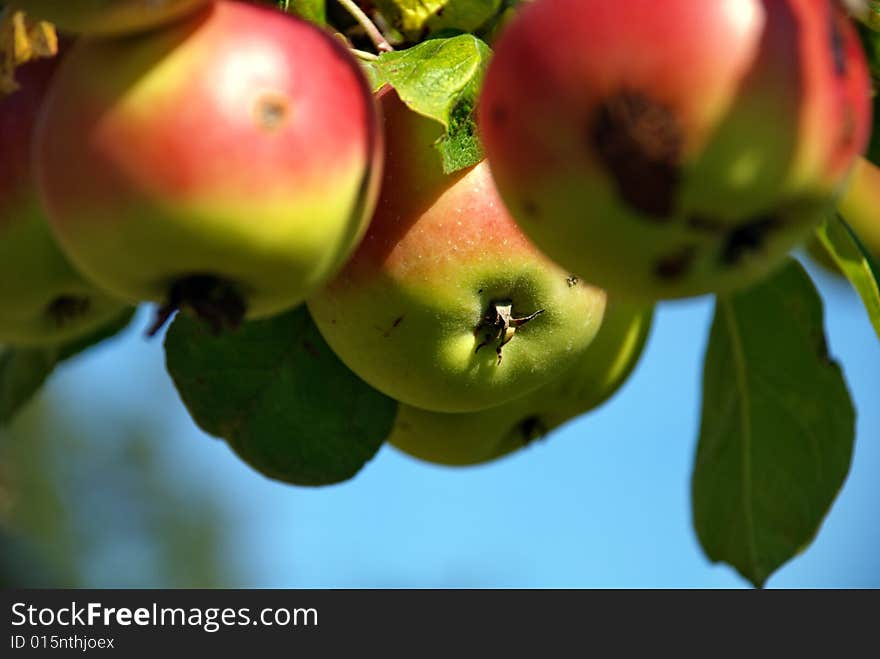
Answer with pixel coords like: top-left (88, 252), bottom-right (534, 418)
top-left (693, 260), bottom-right (855, 588)
top-left (0, 396), bottom-right (234, 587)
top-left (276, 0), bottom-right (326, 25)
top-left (815, 214), bottom-right (880, 341)
top-left (858, 20), bottom-right (880, 70)
top-left (478, 0), bottom-right (522, 44)
top-left (863, 0), bottom-right (880, 31)
top-left (859, 23), bottom-right (880, 165)
top-left (375, 0), bottom-right (501, 39)
top-left (0, 309), bottom-right (135, 426)
top-left (372, 34), bottom-right (490, 172)
top-left (165, 306), bottom-right (397, 486)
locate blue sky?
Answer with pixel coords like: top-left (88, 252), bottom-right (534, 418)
top-left (38, 256), bottom-right (880, 588)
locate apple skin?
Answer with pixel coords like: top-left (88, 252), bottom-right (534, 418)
top-left (0, 53), bottom-right (127, 347)
top-left (308, 89), bottom-right (607, 413)
top-left (479, 0), bottom-right (872, 301)
top-left (389, 300), bottom-right (653, 467)
top-left (10, 0), bottom-right (211, 35)
top-left (34, 1), bottom-right (382, 325)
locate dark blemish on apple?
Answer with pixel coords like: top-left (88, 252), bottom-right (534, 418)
top-left (522, 199), bottom-right (539, 218)
top-left (518, 416), bottom-right (548, 445)
top-left (254, 94), bottom-right (289, 132)
top-left (828, 9), bottom-right (847, 77)
top-left (654, 245), bottom-right (697, 280)
top-left (302, 340), bottom-right (320, 358)
top-left (590, 90), bottom-right (684, 220)
top-left (48, 295), bottom-right (91, 326)
top-left (383, 315), bottom-right (404, 337)
top-left (721, 215), bottom-right (780, 266)
top-left (566, 275), bottom-right (579, 287)
top-left (686, 214), bottom-right (726, 234)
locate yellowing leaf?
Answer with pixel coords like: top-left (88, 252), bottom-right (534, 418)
top-left (375, 0), bottom-right (501, 39)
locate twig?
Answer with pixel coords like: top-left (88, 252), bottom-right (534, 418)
top-left (336, 0), bottom-right (393, 53)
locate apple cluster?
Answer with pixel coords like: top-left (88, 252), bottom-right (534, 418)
top-left (0, 0), bottom-right (873, 468)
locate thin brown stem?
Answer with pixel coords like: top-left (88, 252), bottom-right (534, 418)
top-left (336, 0), bottom-right (393, 53)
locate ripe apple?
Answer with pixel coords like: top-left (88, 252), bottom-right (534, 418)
top-left (0, 52), bottom-right (127, 347)
top-left (308, 88), bottom-right (607, 413)
top-left (10, 0), bottom-right (210, 35)
top-left (480, 0), bottom-right (872, 301)
top-left (34, 0), bottom-right (382, 334)
top-left (389, 300), bottom-right (654, 466)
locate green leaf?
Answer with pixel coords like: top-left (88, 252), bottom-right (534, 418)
top-left (372, 34), bottom-right (491, 172)
top-left (815, 214), bottom-right (880, 341)
top-left (359, 58), bottom-right (381, 91)
top-left (692, 260), bottom-right (855, 588)
top-left (0, 308), bottom-right (135, 426)
top-left (374, 0), bottom-right (501, 40)
top-left (858, 21), bottom-right (880, 70)
top-left (276, 0), bottom-right (326, 25)
top-left (164, 306), bottom-right (397, 486)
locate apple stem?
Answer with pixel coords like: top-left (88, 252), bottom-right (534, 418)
top-left (147, 276), bottom-right (246, 338)
top-left (336, 0), bottom-right (394, 53)
top-left (474, 300), bottom-right (545, 365)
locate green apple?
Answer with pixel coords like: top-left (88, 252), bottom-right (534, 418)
top-left (308, 88), bottom-right (607, 413)
top-left (389, 300), bottom-right (654, 466)
top-left (11, 0), bottom-right (210, 35)
top-left (0, 52), bottom-right (126, 347)
top-left (479, 0), bottom-right (872, 301)
top-left (34, 1), bottom-right (382, 334)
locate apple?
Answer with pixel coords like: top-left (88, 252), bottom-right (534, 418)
top-left (0, 51), bottom-right (127, 347)
top-left (10, 0), bottom-right (211, 36)
top-left (308, 88), bottom-right (607, 414)
top-left (479, 0), bottom-right (872, 301)
top-left (389, 300), bottom-right (654, 467)
top-left (34, 0), bottom-right (382, 334)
